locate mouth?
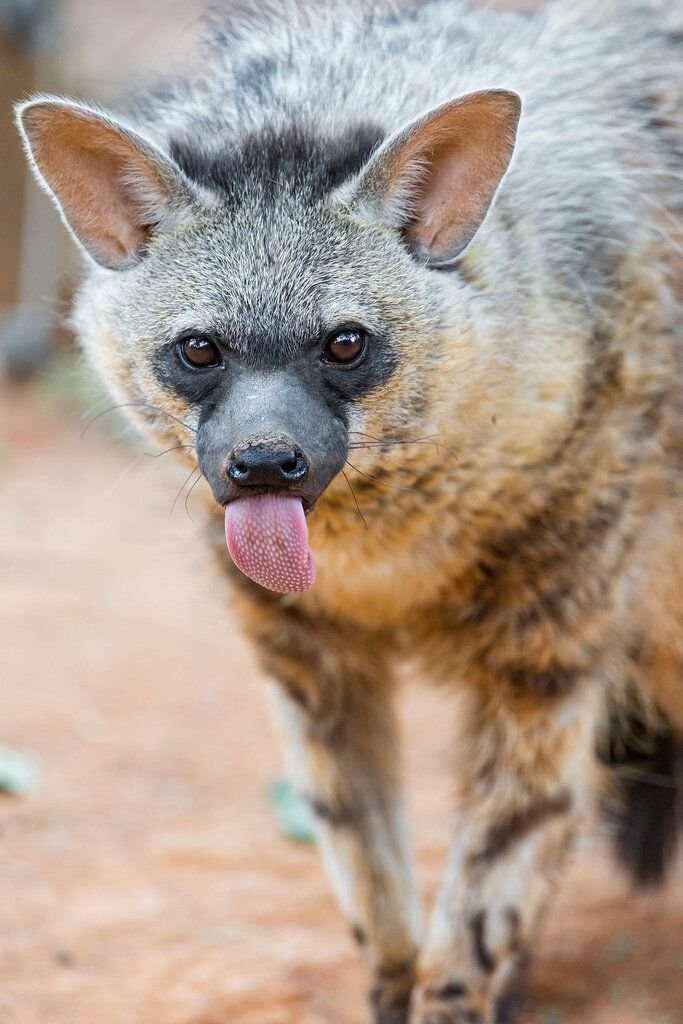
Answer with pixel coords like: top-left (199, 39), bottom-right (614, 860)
top-left (223, 488), bottom-right (316, 516)
top-left (223, 491), bottom-right (317, 594)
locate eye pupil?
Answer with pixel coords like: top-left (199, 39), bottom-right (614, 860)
top-left (323, 329), bottom-right (365, 364)
top-left (180, 337), bottom-right (221, 368)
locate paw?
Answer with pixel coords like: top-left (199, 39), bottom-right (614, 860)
top-left (374, 1001), bottom-right (412, 1024)
top-left (493, 988), bottom-right (523, 1024)
top-left (418, 1013), bottom-right (487, 1024)
top-left (370, 986), bottom-right (412, 1024)
top-left (413, 1008), bottom-right (485, 1024)
top-left (411, 986), bottom-right (522, 1024)
top-left (370, 965), bottom-right (415, 1024)
top-left (411, 983), bottom-right (489, 1024)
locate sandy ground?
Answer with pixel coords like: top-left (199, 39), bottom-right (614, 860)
top-left (2, 380), bottom-right (683, 1024)
top-left (4, 0), bottom-right (683, 1020)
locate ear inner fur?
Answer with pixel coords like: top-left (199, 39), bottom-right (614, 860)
top-left (345, 90), bottom-right (521, 266)
top-left (17, 100), bottom-right (192, 269)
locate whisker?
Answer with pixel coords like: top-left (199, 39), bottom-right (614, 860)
top-left (345, 459), bottom-right (421, 494)
top-left (350, 429), bottom-right (418, 442)
top-left (106, 451), bottom-right (145, 497)
top-left (171, 466), bottom-right (200, 515)
top-left (184, 471), bottom-right (205, 523)
top-left (348, 440), bottom-right (432, 448)
top-left (145, 444), bottom-right (196, 459)
top-left (341, 468), bottom-right (367, 530)
top-left (81, 402), bottom-right (197, 438)
top-left (349, 430), bottom-right (440, 443)
top-left (348, 431), bottom-right (458, 458)
top-left (348, 440), bottom-right (458, 458)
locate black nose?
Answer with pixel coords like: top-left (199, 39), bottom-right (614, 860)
top-left (226, 443), bottom-right (309, 488)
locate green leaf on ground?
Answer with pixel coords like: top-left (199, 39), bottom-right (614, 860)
top-left (0, 747), bottom-right (40, 796)
top-left (608, 980), bottom-right (629, 1003)
top-left (268, 777), bottom-right (315, 844)
top-left (539, 1008), bottom-right (566, 1024)
top-left (607, 934), bottom-right (638, 963)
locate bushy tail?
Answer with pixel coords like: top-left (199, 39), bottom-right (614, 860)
top-left (601, 712), bottom-right (683, 887)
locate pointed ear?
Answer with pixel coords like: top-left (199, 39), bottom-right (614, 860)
top-left (16, 96), bottom-right (195, 270)
top-left (343, 90), bottom-right (521, 267)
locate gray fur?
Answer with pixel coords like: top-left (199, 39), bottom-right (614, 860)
top-left (125, 0), bottom-right (681, 304)
top-left (53, 0), bottom-right (681, 446)
top-left (13, 5), bottom-right (683, 1020)
top-left (15, 0), bottom-right (682, 450)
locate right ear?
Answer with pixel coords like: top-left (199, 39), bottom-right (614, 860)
top-left (16, 96), bottom-right (196, 270)
top-left (340, 90), bottom-right (521, 267)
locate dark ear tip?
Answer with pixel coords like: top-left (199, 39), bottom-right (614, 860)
top-left (453, 89), bottom-right (521, 136)
top-left (14, 99), bottom-right (39, 133)
top-left (15, 96), bottom-right (64, 139)
top-left (505, 90), bottom-right (522, 120)
top-left (485, 89), bottom-right (523, 120)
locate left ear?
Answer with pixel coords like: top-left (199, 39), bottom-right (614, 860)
top-left (15, 96), bottom-right (197, 270)
top-left (341, 89), bottom-right (521, 267)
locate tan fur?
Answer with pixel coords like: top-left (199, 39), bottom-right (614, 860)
top-left (220, 246), bottom-right (683, 1022)
top-left (15, 1), bottom-right (683, 1021)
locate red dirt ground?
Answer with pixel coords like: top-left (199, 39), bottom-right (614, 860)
top-left (2, 382), bottom-right (683, 1024)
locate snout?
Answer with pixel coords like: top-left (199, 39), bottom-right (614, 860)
top-left (226, 441), bottom-right (309, 488)
top-left (195, 368), bottom-right (349, 511)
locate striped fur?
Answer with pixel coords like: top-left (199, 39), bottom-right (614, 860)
top-left (16, 1), bottom-right (683, 1021)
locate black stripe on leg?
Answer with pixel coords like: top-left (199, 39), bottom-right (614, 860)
top-left (376, 956), bottom-right (416, 981)
top-left (471, 790), bottom-right (572, 866)
top-left (423, 1011), bottom-right (482, 1024)
top-left (352, 924), bottom-right (367, 946)
top-left (422, 981), bottom-right (482, 1023)
top-left (469, 911), bottom-right (496, 974)
top-left (306, 794), bottom-right (357, 826)
top-left (505, 666), bottom-right (579, 698)
top-left (369, 983), bottom-right (412, 1023)
top-left (495, 990), bottom-right (522, 1024)
top-left (506, 908), bottom-right (522, 954)
top-left (494, 949), bottom-right (531, 1024)
top-left (424, 981), bottom-right (469, 1001)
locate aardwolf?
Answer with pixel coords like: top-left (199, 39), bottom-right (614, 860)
top-left (17, 1), bottom-right (683, 1020)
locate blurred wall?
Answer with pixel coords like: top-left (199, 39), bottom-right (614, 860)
top-left (0, 0), bottom-right (203, 378)
top-left (0, 0), bottom-right (540, 379)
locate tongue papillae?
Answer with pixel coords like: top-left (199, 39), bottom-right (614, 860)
top-left (224, 494), bottom-right (316, 593)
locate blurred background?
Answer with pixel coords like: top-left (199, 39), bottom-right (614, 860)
top-left (1, 2), bottom-right (682, 1023)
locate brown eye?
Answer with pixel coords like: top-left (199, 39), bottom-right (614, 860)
top-left (322, 328), bottom-right (367, 365)
top-left (178, 336), bottom-right (222, 369)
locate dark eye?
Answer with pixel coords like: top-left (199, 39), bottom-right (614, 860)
top-left (322, 327), bottom-right (367, 366)
top-left (177, 336), bottom-right (222, 369)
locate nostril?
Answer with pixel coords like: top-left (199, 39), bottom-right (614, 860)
top-left (227, 458), bottom-right (251, 482)
top-left (226, 442), bottom-right (309, 487)
top-left (280, 451), bottom-right (308, 481)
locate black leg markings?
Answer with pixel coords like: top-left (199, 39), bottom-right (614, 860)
top-left (306, 793), bottom-right (357, 827)
top-left (506, 666), bottom-right (579, 699)
top-left (472, 790), bottom-right (572, 866)
top-left (370, 982), bottom-right (412, 1024)
top-left (469, 911), bottom-right (497, 975)
top-left (376, 956), bottom-right (416, 981)
top-left (424, 981), bottom-right (469, 1001)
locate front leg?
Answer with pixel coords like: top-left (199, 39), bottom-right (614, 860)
top-left (235, 588), bottom-right (421, 1024)
top-left (413, 681), bottom-right (599, 1024)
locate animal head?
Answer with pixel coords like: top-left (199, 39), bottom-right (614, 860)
top-left (17, 89), bottom-right (520, 590)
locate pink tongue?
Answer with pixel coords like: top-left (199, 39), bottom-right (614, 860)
top-left (224, 494), bottom-right (316, 593)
